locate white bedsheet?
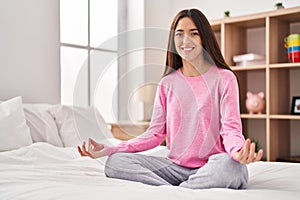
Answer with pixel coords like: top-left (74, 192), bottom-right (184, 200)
top-left (0, 143), bottom-right (299, 200)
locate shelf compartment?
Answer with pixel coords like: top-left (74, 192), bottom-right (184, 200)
top-left (269, 118), bottom-right (300, 163)
top-left (223, 18), bottom-right (266, 66)
top-left (235, 69), bottom-right (266, 114)
top-left (241, 118), bottom-right (267, 160)
top-left (269, 12), bottom-right (300, 64)
top-left (270, 68), bottom-right (300, 114)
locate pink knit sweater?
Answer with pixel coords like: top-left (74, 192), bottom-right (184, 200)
top-left (105, 66), bottom-right (245, 168)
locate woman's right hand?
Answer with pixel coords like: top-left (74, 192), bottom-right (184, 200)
top-left (77, 138), bottom-right (106, 159)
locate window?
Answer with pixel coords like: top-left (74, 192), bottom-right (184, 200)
top-left (60, 0), bottom-right (119, 122)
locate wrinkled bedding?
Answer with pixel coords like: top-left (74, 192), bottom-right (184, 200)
top-left (0, 143), bottom-right (299, 200)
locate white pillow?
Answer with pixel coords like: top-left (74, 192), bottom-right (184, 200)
top-left (0, 96), bottom-right (32, 151)
top-left (23, 104), bottom-right (63, 147)
top-left (48, 105), bottom-right (114, 147)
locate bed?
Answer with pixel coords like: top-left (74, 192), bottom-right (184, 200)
top-left (1, 97), bottom-right (300, 200)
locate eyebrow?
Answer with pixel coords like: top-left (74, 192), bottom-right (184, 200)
top-left (175, 28), bottom-right (198, 32)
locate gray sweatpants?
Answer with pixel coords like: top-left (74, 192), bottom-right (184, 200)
top-left (105, 152), bottom-right (248, 189)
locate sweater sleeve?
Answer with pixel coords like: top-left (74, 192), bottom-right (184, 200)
top-left (219, 77), bottom-right (245, 159)
top-left (105, 83), bottom-right (167, 156)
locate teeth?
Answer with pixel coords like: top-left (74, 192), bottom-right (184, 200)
top-left (182, 47), bottom-right (193, 51)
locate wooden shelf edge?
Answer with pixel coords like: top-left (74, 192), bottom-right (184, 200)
top-left (230, 63), bottom-right (300, 71)
top-left (241, 114), bottom-right (300, 120)
top-left (269, 63), bottom-right (300, 69)
top-left (240, 114), bottom-right (267, 119)
top-left (210, 6), bottom-right (300, 25)
top-left (231, 65), bottom-right (266, 71)
top-left (270, 114), bottom-right (300, 120)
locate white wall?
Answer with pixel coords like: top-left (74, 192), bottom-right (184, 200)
top-left (0, 0), bottom-right (60, 104)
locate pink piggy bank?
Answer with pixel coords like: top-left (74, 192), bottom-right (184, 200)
top-left (245, 92), bottom-right (265, 114)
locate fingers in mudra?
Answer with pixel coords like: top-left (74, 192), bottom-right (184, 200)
top-left (77, 138), bottom-right (105, 159)
top-left (78, 141), bottom-right (92, 157)
top-left (243, 139), bottom-right (263, 164)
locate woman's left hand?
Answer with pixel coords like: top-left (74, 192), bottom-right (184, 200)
top-left (233, 138), bottom-right (263, 164)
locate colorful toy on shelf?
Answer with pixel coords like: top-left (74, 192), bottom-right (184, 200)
top-left (284, 33), bottom-right (300, 63)
top-left (245, 92), bottom-right (265, 114)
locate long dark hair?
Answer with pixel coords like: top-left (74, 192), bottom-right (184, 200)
top-left (163, 9), bottom-right (231, 77)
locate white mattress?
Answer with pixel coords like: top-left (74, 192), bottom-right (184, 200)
top-left (0, 143), bottom-right (299, 200)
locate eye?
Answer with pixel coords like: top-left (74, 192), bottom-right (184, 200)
top-left (175, 32), bottom-right (183, 37)
top-left (191, 32), bottom-right (199, 36)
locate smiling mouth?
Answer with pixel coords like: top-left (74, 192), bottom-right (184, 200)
top-left (181, 47), bottom-right (194, 51)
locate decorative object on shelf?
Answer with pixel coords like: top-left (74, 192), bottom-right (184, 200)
top-left (291, 96), bottom-right (300, 115)
top-left (224, 10), bottom-right (230, 17)
top-left (233, 53), bottom-right (265, 66)
top-left (246, 92), bottom-right (265, 114)
top-left (250, 138), bottom-right (261, 153)
top-left (275, 2), bottom-right (284, 9)
top-left (284, 34), bottom-right (300, 63)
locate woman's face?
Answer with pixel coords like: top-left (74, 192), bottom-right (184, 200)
top-left (174, 17), bottom-right (202, 63)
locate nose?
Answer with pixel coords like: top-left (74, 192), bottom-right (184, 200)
top-left (182, 34), bottom-right (191, 43)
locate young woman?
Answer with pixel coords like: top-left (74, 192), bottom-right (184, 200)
top-left (78, 8), bottom-right (263, 189)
